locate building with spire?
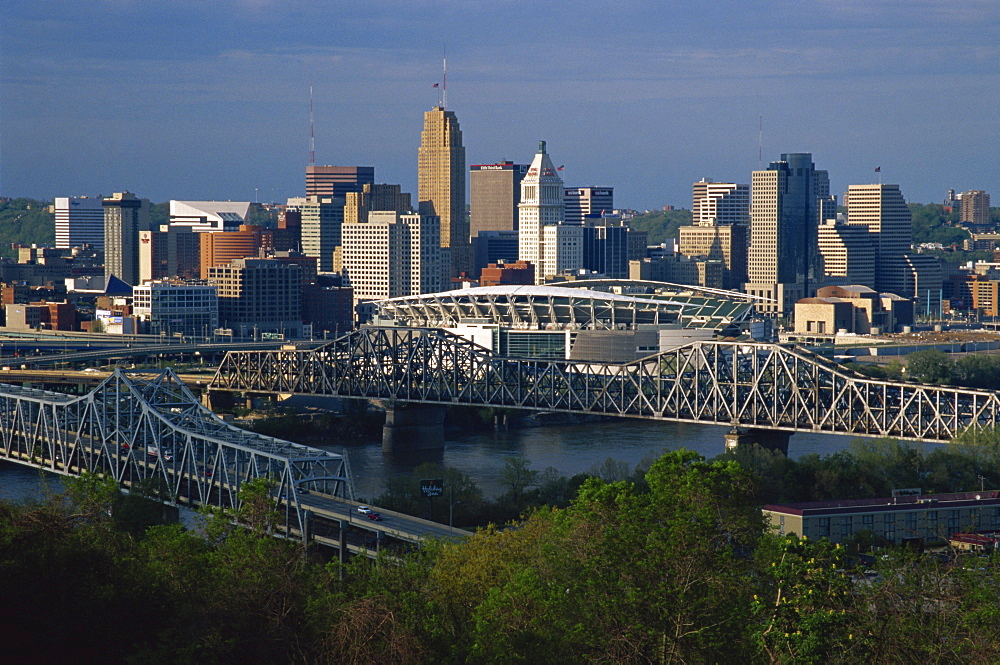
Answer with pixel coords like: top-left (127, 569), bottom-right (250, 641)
top-left (518, 142), bottom-right (567, 284)
top-left (418, 106), bottom-right (468, 277)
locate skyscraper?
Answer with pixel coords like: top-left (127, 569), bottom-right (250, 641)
top-left (470, 161), bottom-right (528, 235)
top-left (846, 184), bottom-right (913, 295)
top-left (563, 187), bottom-right (614, 225)
top-left (54, 197), bottom-right (105, 249)
top-left (103, 191), bottom-right (151, 286)
top-left (745, 153), bottom-right (830, 316)
top-left (691, 180), bottom-right (750, 227)
top-left (518, 141), bottom-right (565, 284)
top-left (344, 184), bottom-right (412, 225)
top-left (299, 195), bottom-right (345, 272)
top-left (418, 106), bottom-right (467, 276)
top-left (341, 211), bottom-right (442, 304)
top-left (305, 166), bottom-right (375, 198)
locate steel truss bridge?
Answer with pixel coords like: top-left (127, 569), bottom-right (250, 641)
top-left (211, 327), bottom-right (1000, 443)
top-left (0, 369), bottom-right (354, 542)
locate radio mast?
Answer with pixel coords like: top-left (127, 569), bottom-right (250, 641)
top-left (308, 80), bottom-right (316, 166)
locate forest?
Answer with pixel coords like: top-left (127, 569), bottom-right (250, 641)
top-left (4, 442), bottom-right (1000, 664)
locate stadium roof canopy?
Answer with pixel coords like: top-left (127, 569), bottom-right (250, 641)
top-left (375, 283), bottom-right (754, 331)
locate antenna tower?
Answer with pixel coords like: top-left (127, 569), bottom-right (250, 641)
top-left (757, 115), bottom-right (762, 169)
top-left (442, 50), bottom-right (448, 109)
top-left (308, 80), bottom-right (316, 167)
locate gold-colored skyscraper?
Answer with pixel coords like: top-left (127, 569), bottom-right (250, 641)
top-left (418, 106), bottom-right (468, 277)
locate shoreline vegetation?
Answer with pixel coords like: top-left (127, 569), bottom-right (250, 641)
top-left (4, 449), bottom-right (1000, 663)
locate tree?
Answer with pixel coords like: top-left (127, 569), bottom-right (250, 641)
top-left (468, 450), bottom-right (763, 662)
top-left (497, 456), bottom-right (538, 499)
top-left (905, 348), bottom-right (954, 384)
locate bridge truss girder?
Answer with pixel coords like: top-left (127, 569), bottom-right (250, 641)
top-left (0, 370), bottom-right (353, 537)
top-left (211, 328), bottom-right (1000, 444)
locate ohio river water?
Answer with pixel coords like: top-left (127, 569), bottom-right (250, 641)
top-left (0, 419), bottom-right (946, 503)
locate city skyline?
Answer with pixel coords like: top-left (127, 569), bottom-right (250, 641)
top-left (2, 1), bottom-right (998, 209)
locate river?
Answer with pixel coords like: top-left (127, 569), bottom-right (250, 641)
top-left (0, 419), bottom-right (945, 504)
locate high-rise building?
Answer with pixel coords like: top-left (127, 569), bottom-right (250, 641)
top-left (745, 153), bottom-right (830, 317)
top-left (54, 197), bottom-right (105, 249)
top-left (541, 223), bottom-right (584, 280)
top-left (960, 190), bottom-right (991, 227)
top-left (139, 226), bottom-right (202, 283)
top-left (341, 211), bottom-right (443, 304)
top-left (678, 223), bottom-right (749, 289)
top-left (518, 141), bottom-right (566, 284)
top-left (581, 222), bottom-right (629, 279)
top-left (207, 258), bottom-right (303, 338)
top-left (103, 191), bottom-right (151, 286)
top-left (168, 201), bottom-right (251, 233)
top-left (299, 195), bottom-right (345, 272)
top-left (816, 219), bottom-right (875, 287)
top-left (470, 161), bottom-right (528, 236)
top-left (472, 230), bottom-right (520, 277)
top-left (691, 180), bottom-right (750, 227)
top-left (418, 106), bottom-right (467, 276)
top-left (344, 183), bottom-right (412, 225)
top-left (846, 184), bottom-right (912, 295)
top-left (305, 166), bottom-right (375, 198)
top-left (199, 225), bottom-right (273, 279)
top-left (564, 187), bottom-right (614, 225)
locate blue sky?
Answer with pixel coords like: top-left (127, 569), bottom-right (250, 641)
top-left (2, 0), bottom-right (997, 210)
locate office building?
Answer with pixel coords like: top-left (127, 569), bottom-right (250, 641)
top-left (960, 190), bottom-right (991, 227)
top-left (305, 166), bottom-right (375, 198)
top-left (199, 225), bottom-right (273, 279)
top-left (518, 141), bottom-right (566, 284)
top-left (207, 258), bottom-right (303, 338)
top-left (344, 183), bottom-right (412, 225)
top-left (168, 201), bottom-right (250, 233)
top-left (103, 191), bottom-right (151, 286)
top-left (470, 161), bottom-right (528, 236)
top-left (582, 222), bottom-right (629, 279)
top-left (54, 197), bottom-right (105, 249)
top-left (745, 153), bottom-right (831, 317)
top-left (564, 187), bottom-right (614, 225)
top-left (541, 223), bottom-right (584, 281)
top-left (764, 490), bottom-right (1000, 546)
top-left (678, 223), bottom-right (749, 289)
top-left (846, 184), bottom-right (915, 296)
top-left (139, 226), bottom-right (202, 283)
top-left (132, 281), bottom-right (219, 339)
top-left (816, 219), bottom-right (875, 287)
top-left (302, 274), bottom-right (354, 338)
top-left (691, 180), bottom-right (750, 227)
top-left (341, 211), bottom-right (443, 304)
top-left (299, 195), bottom-right (345, 272)
top-left (472, 230), bottom-right (520, 277)
top-left (418, 107), bottom-right (468, 276)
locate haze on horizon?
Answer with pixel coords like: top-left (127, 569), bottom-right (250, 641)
top-left (2, 0), bottom-right (997, 210)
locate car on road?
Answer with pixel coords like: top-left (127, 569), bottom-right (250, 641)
top-left (367, 512), bottom-right (383, 522)
top-left (357, 505), bottom-right (372, 514)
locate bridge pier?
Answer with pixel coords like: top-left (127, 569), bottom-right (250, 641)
top-left (382, 404), bottom-right (447, 454)
top-left (724, 427), bottom-right (792, 455)
top-left (202, 390), bottom-right (235, 412)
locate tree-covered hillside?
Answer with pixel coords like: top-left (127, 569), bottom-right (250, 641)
top-left (626, 208), bottom-right (692, 245)
top-left (0, 198), bottom-right (54, 257)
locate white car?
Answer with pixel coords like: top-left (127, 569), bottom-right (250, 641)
top-left (357, 505), bottom-right (372, 514)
